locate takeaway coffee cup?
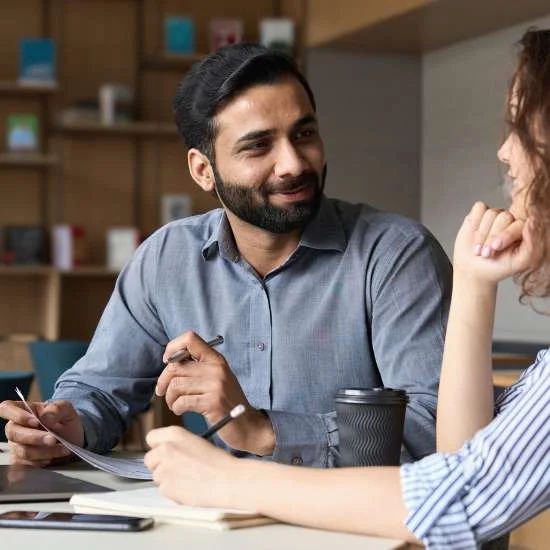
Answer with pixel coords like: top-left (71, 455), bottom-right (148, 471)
top-left (335, 387), bottom-right (408, 467)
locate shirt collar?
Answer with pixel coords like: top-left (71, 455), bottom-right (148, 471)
top-left (201, 195), bottom-right (347, 260)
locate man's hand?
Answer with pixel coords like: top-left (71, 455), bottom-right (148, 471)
top-left (0, 399), bottom-right (84, 467)
top-left (453, 202), bottom-right (533, 285)
top-left (145, 426), bottom-right (240, 509)
top-left (155, 332), bottom-right (275, 456)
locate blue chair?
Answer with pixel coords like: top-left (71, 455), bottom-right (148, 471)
top-left (0, 371), bottom-right (34, 442)
top-left (28, 340), bottom-right (88, 400)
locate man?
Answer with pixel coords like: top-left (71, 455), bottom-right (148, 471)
top-left (0, 43), bottom-right (451, 467)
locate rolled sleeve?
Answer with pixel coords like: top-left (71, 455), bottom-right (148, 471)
top-left (400, 452), bottom-right (481, 549)
top-left (265, 410), bottom-right (339, 467)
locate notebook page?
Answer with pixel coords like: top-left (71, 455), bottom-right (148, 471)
top-left (70, 486), bottom-right (264, 521)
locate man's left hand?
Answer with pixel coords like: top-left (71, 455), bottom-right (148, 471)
top-left (155, 331), bottom-right (275, 456)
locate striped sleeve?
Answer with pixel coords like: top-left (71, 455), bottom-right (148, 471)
top-left (400, 349), bottom-right (550, 549)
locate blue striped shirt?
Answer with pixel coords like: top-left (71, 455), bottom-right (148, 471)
top-left (401, 348), bottom-right (550, 548)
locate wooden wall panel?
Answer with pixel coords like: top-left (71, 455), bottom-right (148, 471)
top-left (140, 138), bottom-right (220, 236)
top-left (57, 137), bottom-right (135, 263)
top-left (140, 70), bottom-right (181, 122)
top-left (0, 0), bottom-right (43, 78)
top-left (59, 0), bottom-right (137, 108)
top-left (59, 275), bottom-right (116, 340)
top-left (0, 171), bottom-right (42, 225)
top-left (0, 275), bottom-right (49, 336)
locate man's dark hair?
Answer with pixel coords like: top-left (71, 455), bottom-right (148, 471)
top-left (173, 43), bottom-right (316, 160)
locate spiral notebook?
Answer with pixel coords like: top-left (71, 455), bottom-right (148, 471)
top-left (70, 486), bottom-right (276, 530)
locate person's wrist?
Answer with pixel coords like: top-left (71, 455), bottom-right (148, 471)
top-left (243, 408), bottom-right (275, 456)
top-left (452, 268), bottom-right (498, 293)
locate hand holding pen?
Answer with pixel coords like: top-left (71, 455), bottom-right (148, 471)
top-left (165, 335), bottom-right (224, 364)
top-left (155, 331), bottom-right (275, 456)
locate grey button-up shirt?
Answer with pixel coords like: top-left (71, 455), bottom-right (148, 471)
top-left (54, 196), bottom-right (452, 467)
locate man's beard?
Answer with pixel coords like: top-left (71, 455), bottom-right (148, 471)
top-left (211, 164), bottom-right (326, 234)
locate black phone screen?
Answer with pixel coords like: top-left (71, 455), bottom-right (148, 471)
top-left (0, 510), bottom-right (154, 531)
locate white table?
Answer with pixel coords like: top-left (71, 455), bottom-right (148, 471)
top-left (0, 443), bottom-right (408, 550)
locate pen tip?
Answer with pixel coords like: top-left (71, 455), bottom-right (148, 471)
top-left (230, 404), bottom-right (246, 418)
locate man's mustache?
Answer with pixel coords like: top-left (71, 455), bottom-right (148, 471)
top-left (263, 172), bottom-right (319, 194)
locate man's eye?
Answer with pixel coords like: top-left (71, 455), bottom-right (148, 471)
top-left (295, 128), bottom-right (316, 139)
top-left (246, 141), bottom-right (269, 151)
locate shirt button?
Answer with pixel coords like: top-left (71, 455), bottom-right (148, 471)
top-left (291, 456), bottom-right (303, 466)
top-left (257, 342), bottom-right (265, 351)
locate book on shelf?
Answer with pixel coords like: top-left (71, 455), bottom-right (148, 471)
top-left (161, 194), bottom-right (192, 225)
top-left (2, 226), bottom-right (48, 265)
top-left (6, 114), bottom-right (39, 153)
top-left (18, 38), bottom-right (57, 87)
top-left (51, 225), bottom-right (86, 270)
top-left (106, 227), bottom-right (140, 271)
top-left (209, 19), bottom-right (243, 52)
top-left (70, 486), bottom-right (276, 531)
top-left (164, 15), bottom-right (195, 54)
top-left (260, 18), bottom-right (295, 57)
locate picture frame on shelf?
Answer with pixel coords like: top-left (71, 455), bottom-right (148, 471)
top-left (161, 194), bottom-right (193, 226)
top-left (6, 114), bottom-right (39, 153)
top-left (18, 38), bottom-right (57, 86)
top-left (260, 18), bottom-right (295, 57)
top-left (164, 15), bottom-right (195, 54)
top-left (209, 19), bottom-right (243, 53)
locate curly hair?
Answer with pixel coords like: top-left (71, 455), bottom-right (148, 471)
top-left (507, 28), bottom-right (550, 301)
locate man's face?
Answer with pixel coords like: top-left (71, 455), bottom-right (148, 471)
top-left (211, 78), bottom-right (326, 233)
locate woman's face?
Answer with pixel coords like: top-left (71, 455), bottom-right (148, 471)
top-left (497, 131), bottom-right (533, 220)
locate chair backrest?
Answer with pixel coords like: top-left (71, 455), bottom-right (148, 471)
top-left (0, 371), bottom-right (34, 442)
top-left (28, 340), bottom-right (88, 401)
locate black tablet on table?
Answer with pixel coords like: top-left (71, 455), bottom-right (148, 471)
top-left (0, 465), bottom-right (111, 503)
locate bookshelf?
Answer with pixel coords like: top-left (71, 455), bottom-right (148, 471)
top-left (56, 120), bottom-right (179, 138)
top-left (0, 80), bottom-right (59, 96)
top-left (0, 0), bottom-right (303, 344)
top-left (0, 152), bottom-right (59, 167)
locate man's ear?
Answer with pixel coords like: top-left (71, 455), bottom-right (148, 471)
top-left (188, 148), bottom-right (215, 192)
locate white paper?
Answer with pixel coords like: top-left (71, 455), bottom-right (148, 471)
top-left (15, 387), bottom-right (152, 480)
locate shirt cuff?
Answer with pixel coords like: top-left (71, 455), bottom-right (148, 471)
top-left (52, 387), bottom-right (118, 454)
top-left (400, 452), bottom-right (480, 549)
top-left (265, 409), bottom-right (338, 467)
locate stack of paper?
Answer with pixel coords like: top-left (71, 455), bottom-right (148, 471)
top-left (70, 486), bottom-right (276, 531)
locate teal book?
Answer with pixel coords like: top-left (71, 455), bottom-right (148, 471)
top-left (164, 16), bottom-right (195, 54)
top-left (19, 38), bottom-right (56, 85)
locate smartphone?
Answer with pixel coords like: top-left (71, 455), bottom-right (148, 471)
top-left (0, 511), bottom-right (154, 531)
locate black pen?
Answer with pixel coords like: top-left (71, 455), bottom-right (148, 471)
top-left (166, 335), bottom-right (224, 364)
top-left (200, 404), bottom-right (246, 439)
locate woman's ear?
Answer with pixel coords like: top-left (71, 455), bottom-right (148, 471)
top-left (188, 149), bottom-right (215, 192)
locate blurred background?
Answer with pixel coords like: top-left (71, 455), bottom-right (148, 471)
top-left (1, 1), bottom-right (549, 546)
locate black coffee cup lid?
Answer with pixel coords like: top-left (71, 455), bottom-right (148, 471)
top-left (335, 387), bottom-right (409, 405)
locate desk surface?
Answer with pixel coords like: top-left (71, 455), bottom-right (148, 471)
top-left (0, 443), bottom-right (408, 550)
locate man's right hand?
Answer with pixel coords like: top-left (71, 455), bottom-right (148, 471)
top-left (0, 400), bottom-right (84, 467)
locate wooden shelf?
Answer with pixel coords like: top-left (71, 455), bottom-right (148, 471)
top-left (55, 121), bottom-right (178, 138)
top-left (0, 266), bottom-right (54, 276)
top-left (493, 369), bottom-right (524, 387)
top-left (0, 80), bottom-right (59, 96)
top-left (0, 153), bottom-right (59, 168)
top-left (0, 266), bottom-right (118, 277)
top-left (60, 267), bottom-right (119, 277)
top-left (141, 53), bottom-right (207, 71)
top-left (306, 0), bottom-right (550, 53)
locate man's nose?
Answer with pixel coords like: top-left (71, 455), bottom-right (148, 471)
top-left (273, 141), bottom-right (306, 179)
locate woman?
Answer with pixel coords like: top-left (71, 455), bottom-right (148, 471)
top-left (144, 29), bottom-right (550, 548)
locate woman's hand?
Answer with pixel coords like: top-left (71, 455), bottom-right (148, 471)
top-left (144, 426), bottom-right (241, 509)
top-left (453, 202), bottom-right (533, 285)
